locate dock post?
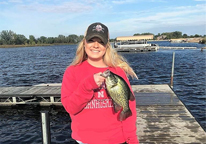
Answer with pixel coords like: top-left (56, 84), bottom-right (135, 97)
top-left (170, 52), bottom-right (175, 88)
top-left (50, 96), bottom-right (54, 103)
top-left (41, 111), bottom-right (51, 144)
top-left (12, 97), bottom-right (16, 103)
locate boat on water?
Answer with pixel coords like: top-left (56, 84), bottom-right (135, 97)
top-left (113, 35), bottom-right (159, 52)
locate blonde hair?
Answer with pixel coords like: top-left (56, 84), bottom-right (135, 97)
top-left (71, 37), bottom-right (138, 79)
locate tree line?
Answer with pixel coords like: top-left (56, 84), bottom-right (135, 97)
top-left (133, 31), bottom-right (206, 39)
top-left (0, 30), bottom-right (84, 45)
top-left (0, 30), bottom-right (205, 45)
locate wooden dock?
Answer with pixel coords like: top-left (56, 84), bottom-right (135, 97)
top-left (0, 84), bottom-right (62, 106)
top-left (114, 46), bottom-right (158, 52)
top-left (159, 46), bottom-right (197, 49)
top-left (0, 84), bottom-right (205, 143)
top-left (114, 46), bottom-right (197, 52)
top-left (132, 85), bottom-right (206, 143)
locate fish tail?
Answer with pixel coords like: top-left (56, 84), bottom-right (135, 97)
top-left (113, 102), bottom-right (122, 113)
top-left (129, 92), bottom-right (135, 101)
top-left (119, 109), bottom-right (132, 121)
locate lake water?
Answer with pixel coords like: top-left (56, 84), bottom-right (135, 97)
top-left (0, 41), bottom-right (205, 143)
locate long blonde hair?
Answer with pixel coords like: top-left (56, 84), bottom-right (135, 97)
top-left (71, 38), bottom-right (138, 79)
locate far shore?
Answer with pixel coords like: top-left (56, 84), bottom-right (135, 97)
top-left (148, 40), bottom-right (170, 41)
top-left (1, 39), bottom-right (205, 48)
top-left (0, 43), bottom-right (76, 48)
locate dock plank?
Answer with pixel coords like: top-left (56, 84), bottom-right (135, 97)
top-left (0, 86), bottom-right (61, 97)
top-left (159, 46), bottom-right (197, 49)
top-left (0, 84), bottom-right (205, 143)
top-left (19, 86), bottom-right (50, 94)
top-left (133, 85), bottom-right (206, 143)
top-left (135, 92), bottom-right (181, 105)
top-left (0, 87), bottom-right (31, 94)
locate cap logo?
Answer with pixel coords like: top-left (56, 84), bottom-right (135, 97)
top-left (92, 24), bottom-right (104, 33)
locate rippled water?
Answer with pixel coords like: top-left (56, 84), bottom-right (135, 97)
top-left (0, 106), bottom-right (76, 144)
top-left (0, 41), bottom-right (205, 143)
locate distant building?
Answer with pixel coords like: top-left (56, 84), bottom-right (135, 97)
top-left (116, 35), bottom-right (154, 41)
top-left (156, 35), bottom-right (167, 40)
top-left (170, 37), bottom-right (203, 43)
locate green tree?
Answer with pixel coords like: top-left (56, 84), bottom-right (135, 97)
top-left (57, 35), bottom-right (66, 43)
top-left (161, 31), bottom-right (182, 39)
top-left (0, 39), bottom-right (3, 45)
top-left (161, 32), bottom-right (170, 39)
top-left (172, 31), bottom-right (182, 38)
top-left (38, 36), bottom-right (47, 44)
top-left (29, 35), bottom-right (36, 45)
top-left (14, 34), bottom-right (27, 45)
top-left (133, 33), bottom-right (141, 36)
top-left (78, 35), bottom-right (84, 42)
top-left (0, 30), bottom-right (15, 44)
top-left (141, 32), bottom-right (154, 35)
top-left (47, 37), bottom-right (55, 44)
top-left (194, 34), bottom-right (201, 37)
top-left (67, 34), bottom-right (79, 43)
top-left (182, 34), bottom-right (188, 38)
top-left (190, 35), bottom-right (194, 38)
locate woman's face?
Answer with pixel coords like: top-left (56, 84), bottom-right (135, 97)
top-left (84, 37), bottom-right (107, 62)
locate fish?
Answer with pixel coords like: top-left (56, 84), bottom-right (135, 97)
top-left (101, 69), bottom-right (135, 121)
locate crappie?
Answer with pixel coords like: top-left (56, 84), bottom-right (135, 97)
top-left (101, 69), bottom-right (135, 121)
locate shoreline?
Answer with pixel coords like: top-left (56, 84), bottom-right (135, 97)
top-left (1, 41), bottom-right (205, 49)
top-left (0, 43), bottom-right (76, 48)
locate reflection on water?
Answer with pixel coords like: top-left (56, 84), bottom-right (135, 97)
top-left (0, 106), bottom-right (77, 144)
top-left (0, 42), bottom-right (205, 143)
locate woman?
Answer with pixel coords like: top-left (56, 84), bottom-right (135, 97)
top-left (61, 22), bottom-right (139, 144)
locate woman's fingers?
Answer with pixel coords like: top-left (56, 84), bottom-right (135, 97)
top-left (94, 72), bottom-right (105, 87)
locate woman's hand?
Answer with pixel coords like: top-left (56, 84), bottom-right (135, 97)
top-left (94, 72), bottom-right (105, 87)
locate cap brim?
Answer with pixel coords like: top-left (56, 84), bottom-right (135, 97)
top-left (86, 34), bottom-right (108, 45)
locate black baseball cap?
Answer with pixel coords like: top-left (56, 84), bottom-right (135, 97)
top-left (85, 22), bottom-right (109, 45)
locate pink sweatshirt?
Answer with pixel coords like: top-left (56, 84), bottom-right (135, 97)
top-left (61, 60), bottom-right (139, 144)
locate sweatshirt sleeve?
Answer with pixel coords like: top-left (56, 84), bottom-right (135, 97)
top-left (116, 68), bottom-right (139, 144)
top-left (61, 66), bottom-right (99, 115)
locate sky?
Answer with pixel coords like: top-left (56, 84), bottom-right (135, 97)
top-left (0, 0), bottom-right (206, 39)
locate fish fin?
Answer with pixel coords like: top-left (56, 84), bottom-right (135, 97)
top-left (113, 101), bottom-right (122, 113)
top-left (129, 92), bottom-right (135, 101)
top-left (111, 83), bottom-right (118, 88)
top-left (119, 109), bottom-right (132, 121)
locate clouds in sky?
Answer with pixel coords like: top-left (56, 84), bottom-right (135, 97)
top-left (0, 0), bottom-right (205, 38)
